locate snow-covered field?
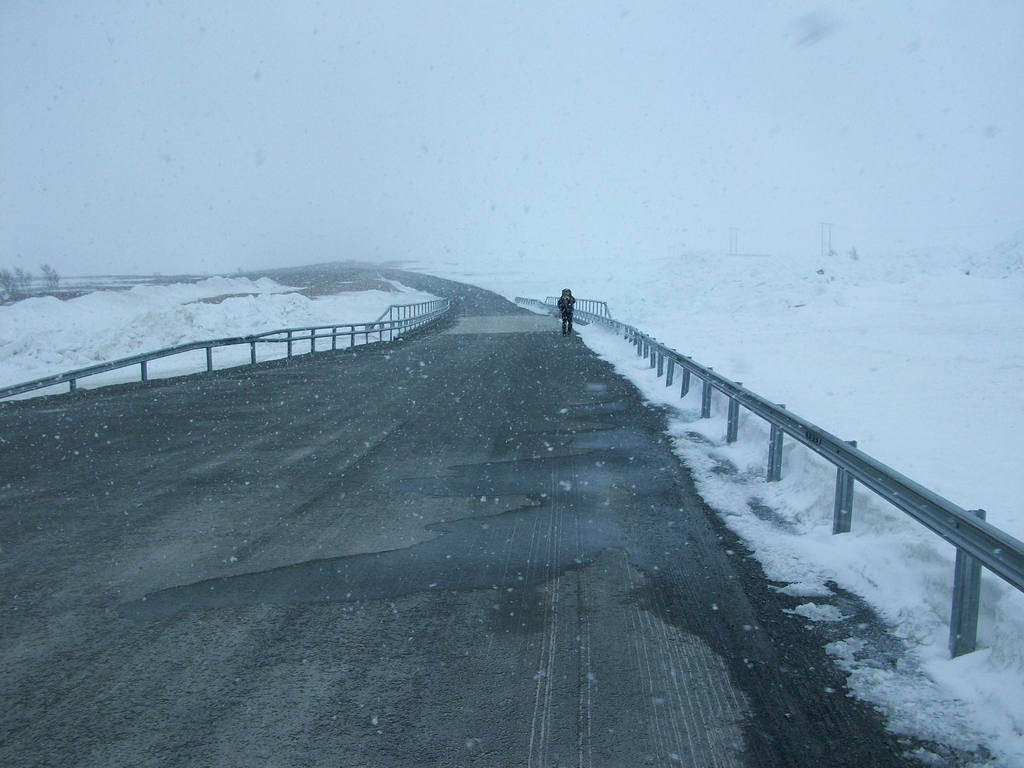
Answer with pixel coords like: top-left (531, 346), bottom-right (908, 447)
top-left (2, 251), bottom-right (1023, 763)
top-left (0, 276), bottom-right (439, 397)
top-left (424, 240), bottom-right (1024, 765)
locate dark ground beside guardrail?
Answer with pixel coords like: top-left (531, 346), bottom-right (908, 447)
top-left (0, 265), bottom-right (967, 767)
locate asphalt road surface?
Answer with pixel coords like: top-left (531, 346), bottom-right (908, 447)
top-left (1, 266), bottom-right (948, 766)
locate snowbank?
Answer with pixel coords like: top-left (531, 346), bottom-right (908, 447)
top-left (0, 276), bottom-right (439, 394)
top-left (580, 321), bottom-right (1024, 765)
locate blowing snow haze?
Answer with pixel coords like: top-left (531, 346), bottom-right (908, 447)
top-left (1, 1), bottom-right (1021, 277)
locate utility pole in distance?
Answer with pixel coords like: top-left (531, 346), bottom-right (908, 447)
top-left (820, 222), bottom-right (833, 258)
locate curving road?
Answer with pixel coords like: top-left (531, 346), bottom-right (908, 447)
top-left (1, 266), bottom-right (935, 766)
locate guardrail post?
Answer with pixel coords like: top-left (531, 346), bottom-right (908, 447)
top-left (141, 361), bottom-right (148, 382)
top-left (680, 368), bottom-right (690, 397)
top-left (700, 378), bottom-right (713, 418)
top-left (332, 327), bottom-right (337, 351)
top-left (250, 342), bottom-right (257, 365)
top-left (726, 387), bottom-right (741, 443)
top-left (666, 358), bottom-right (674, 387)
top-left (650, 348), bottom-right (657, 369)
top-left (946, 512), bottom-right (987, 663)
top-left (287, 331), bottom-right (293, 358)
top-left (310, 329), bottom-right (316, 354)
top-left (70, 378), bottom-right (76, 392)
top-left (949, 509), bottom-right (987, 658)
top-left (767, 406), bottom-right (785, 482)
top-left (206, 347), bottom-right (213, 372)
top-left (832, 440), bottom-right (857, 534)
top-left (656, 351), bottom-right (663, 375)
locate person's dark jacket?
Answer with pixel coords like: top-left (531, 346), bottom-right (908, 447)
top-left (557, 295), bottom-right (575, 317)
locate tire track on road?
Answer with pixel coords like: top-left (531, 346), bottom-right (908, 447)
top-left (570, 453), bottom-right (594, 768)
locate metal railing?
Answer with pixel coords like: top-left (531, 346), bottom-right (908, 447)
top-left (516, 296), bottom-right (553, 313)
top-left (543, 296), bottom-right (612, 318)
top-left (518, 296), bottom-right (608, 327)
top-left (373, 299), bottom-right (450, 331)
top-left (0, 299), bottom-right (451, 401)
top-left (516, 296), bottom-right (1024, 658)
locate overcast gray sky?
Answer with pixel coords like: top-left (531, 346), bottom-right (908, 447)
top-left (2, 1), bottom-right (1022, 276)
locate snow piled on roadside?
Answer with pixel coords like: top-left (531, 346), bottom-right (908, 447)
top-left (574, 293), bottom-right (1023, 766)
top-left (0, 276), bottom-right (438, 392)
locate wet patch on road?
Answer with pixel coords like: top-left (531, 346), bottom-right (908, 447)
top-left (120, 435), bottom-right (643, 621)
top-left (443, 315), bottom-right (557, 334)
top-left (119, 500), bottom-right (621, 620)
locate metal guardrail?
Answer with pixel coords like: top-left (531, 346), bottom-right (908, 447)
top-left (0, 299), bottom-right (451, 401)
top-left (516, 295), bottom-right (1024, 658)
top-left (516, 297), bottom-right (552, 313)
top-left (543, 296), bottom-right (612, 318)
top-left (521, 296), bottom-right (608, 327)
top-left (373, 299), bottom-right (450, 327)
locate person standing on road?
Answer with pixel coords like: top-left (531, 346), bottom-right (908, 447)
top-left (557, 288), bottom-right (576, 337)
